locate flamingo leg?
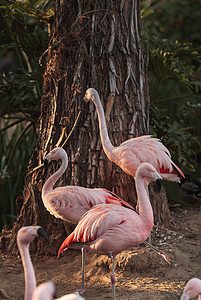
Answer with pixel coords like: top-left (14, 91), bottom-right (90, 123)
top-left (143, 241), bottom-right (171, 264)
top-left (77, 247), bottom-right (86, 295)
top-left (111, 255), bottom-right (117, 300)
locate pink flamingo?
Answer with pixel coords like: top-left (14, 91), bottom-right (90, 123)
top-left (58, 163), bottom-right (163, 299)
top-left (181, 278), bottom-right (201, 300)
top-left (17, 226), bottom-right (49, 300)
top-left (32, 281), bottom-right (85, 300)
top-left (84, 88), bottom-right (184, 182)
top-left (42, 147), bottom-right (170, 286)
top-left (42, 147), bottom-right (134, 224)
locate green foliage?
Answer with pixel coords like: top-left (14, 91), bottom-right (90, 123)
top-left (141, 2), bottom-right (201, 172)
top-left (0, 119), bottom-right (35, 228)
top-left (0, 0), bottom-right (53, 120)
top-left (0, 0), bottom-right (53, 228)
top-left (148, 40), bottom-right (201, 172)
top-left (142, 0), bottom-right (201, 47)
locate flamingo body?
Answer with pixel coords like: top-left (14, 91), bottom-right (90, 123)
top-left (58, 202), bottom-right (152, 257)
top-left (84, 88), bottom-right (184, 182)
top-left (58, 163), bottom-right (162, 299)
top-left (58, 163), bottom-right (161, 257)
top-left (42, 147), bottom-right (134, 224)
top-left (181, 278), bottom-right (201, 300)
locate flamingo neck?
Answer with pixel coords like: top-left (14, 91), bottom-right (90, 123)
top-left (92, 94), bottom-right (115, 161)
top-left (136, 177), bottom-right (153, 228)
top-left (20, 243), bottom-right (36, 300)
top-left (42, 155), bottom-right (68, 194)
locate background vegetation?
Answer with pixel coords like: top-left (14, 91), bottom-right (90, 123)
top-left (0, 0), bottom-right (53, 228)
top-left (0, 0), bottom-right (200, 229)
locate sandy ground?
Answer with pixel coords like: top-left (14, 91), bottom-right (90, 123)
top-left (1, 205), bottom-right (201, 300)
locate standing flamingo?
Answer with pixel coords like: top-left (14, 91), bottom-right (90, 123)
top-left (42, 147), bottom-right (170, 286)
top-left (84, 88), bottom-right (184, 182)
top-left (42, 147), bottom-right (134, 224)
top-left (58, 163), bottom-right (163, 299)
top-left (17, 226), bottom-right (49, 300)
top-left (42, 146), bottom-right (135, 294)
top-left (180, 278), bottom-right (201, 299)
top-left (32, 281), bottom-right (85, 300)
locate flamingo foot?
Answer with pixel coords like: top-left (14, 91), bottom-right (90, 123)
top-left (144, 241), bottom-right (171, 264)
top-left (157, 250), bottom-right (171, 264)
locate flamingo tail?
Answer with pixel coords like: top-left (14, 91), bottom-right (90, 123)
top-left (57, 232), bottom-right (75, 258)
top-left (171, 162), bottom-right (185, 179)
top-left (106, 191), bottom-right (135, 211)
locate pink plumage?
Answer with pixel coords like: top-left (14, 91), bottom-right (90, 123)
top-left (181, 278), bottom-right (201, 300)
top-left (58, 204), bottom-right (137, 257)
top-left (42, 147), bottom-right (134, 224)
top-left (84, 88), bottom-right (184, 182)
top-left (57, 163), bottom-right (163, 298)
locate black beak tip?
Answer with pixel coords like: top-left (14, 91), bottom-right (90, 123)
top-left (156, 178), bottom-right (163, 192)
top-left (37, 227), bottom-right (49, 242)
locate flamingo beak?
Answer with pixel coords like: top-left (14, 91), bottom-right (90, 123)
top-left (156, 178), bottom-right (163, 192)
top-left (37, 227), bottom-right (49, 241)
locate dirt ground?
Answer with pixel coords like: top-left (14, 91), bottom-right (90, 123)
top-left (1, 205), bottom-right (201, 300)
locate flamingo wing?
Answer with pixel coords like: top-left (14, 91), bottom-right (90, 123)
top-left (43, 186), bottom-right (135, 224)
top-left (100, 189), bottom-right (135, 210)
top-left (42, 186), bottom-right (98, 223)
top-left (58, 204), bottom-right (131, 257)
top-left (114, 135), bottom-right (184, 180)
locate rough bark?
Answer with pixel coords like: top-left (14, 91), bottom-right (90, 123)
top-left (0, 0), bottom-right (173, 255)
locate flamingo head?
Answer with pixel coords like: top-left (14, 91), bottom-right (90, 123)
top-left (17, 226), bottom-right (48, 246)
top-left (84, 88), bottom-right (98, 103)
top-left (32, 281), bottom-right (55, 300)
top-left (32, 281), bottom-right (86, 300)
top-left (136, 163), bottom-right (163, 192)
top-left (181, 278), bottom-right (201, 300)
top-left (43, 147), bottom-right (67, 169)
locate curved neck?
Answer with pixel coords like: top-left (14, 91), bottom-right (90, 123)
top-left (92, 94), bottom-right (115, 161)
top-left (136, 176), bottom-right (153, 225)
top-left (43, 155), bottom-right (68, 194)
top-left (20, 244), bottom-right (36, 300)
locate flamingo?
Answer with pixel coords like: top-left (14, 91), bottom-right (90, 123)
top-left (17, 226), bottom-right (49, 300)
top-left (84, 88), bottom-right (184, 182)
top-left (42, 147), bottom-right (134, 225)
top-left (32, 281), bottom-right (85, 300)
top-left (58, 163), bottom-right (163, 299)
top-left (180, 278), bottom-right (201, 299)
top-left (42, 146), bottom-right (170, 292)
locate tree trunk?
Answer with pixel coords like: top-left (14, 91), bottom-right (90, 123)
top-left (0, 0), bottom-right (172, 255)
